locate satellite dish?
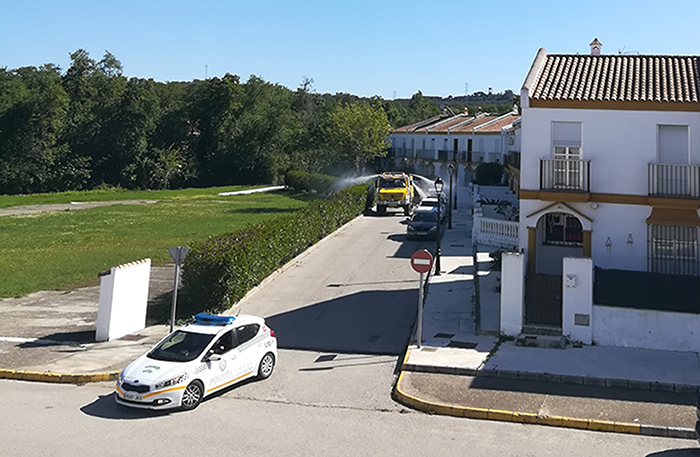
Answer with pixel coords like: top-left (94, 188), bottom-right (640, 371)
top-left (439, 104), bottom-right (445, 110)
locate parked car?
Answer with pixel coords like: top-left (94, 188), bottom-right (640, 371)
top-left (115, 313), bottom-right (277, 411)
top-left (406, 208), bottom-right (439, 239)
top-left (417, 193), bottom-right (448, 221)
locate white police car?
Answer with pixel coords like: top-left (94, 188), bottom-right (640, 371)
top-left (115, 313), bottom-right (277, 410)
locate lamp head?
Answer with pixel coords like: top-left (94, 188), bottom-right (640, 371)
top-left (448, 163), bottom-right (455, 175)
top-left (434, 177), bottom-right (444, 193)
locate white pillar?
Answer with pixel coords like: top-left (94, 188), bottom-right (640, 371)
top-left (562, 257), bottom-right (593, 345)
top-left (96, 259), bottom-right (151, 341)
top-left (500, 252), bottom-right (525, 336)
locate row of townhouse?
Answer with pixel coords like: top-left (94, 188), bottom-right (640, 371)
top-left (388, 108), bottom-right (520, 166)
top-left (502, 39), bottom-right (700, 351)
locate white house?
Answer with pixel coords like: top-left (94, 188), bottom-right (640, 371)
top-left (389, 109), bottom-right (519, 165)
top-left (501, 40), bottom-right (700, 351)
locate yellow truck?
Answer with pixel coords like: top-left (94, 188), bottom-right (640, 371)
top-left (375, 172), bottom-right (419, 215)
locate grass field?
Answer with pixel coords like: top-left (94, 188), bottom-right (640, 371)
top-left (0, 186), bottom-right (312, 298)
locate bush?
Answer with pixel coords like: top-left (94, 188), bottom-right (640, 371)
top-left (180, 183), bottom-right (368, 316)
top-left (284, 170), bottom-right (336, 194)
top-left (474, 162), bottom-right (505, 186)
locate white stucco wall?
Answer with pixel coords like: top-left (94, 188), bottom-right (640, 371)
top-left (592, 305), bottom-right (700, 352)
top-left (520, 107), bottom-right (700, 192)
top-left (96, 258), bottom-right (151, 342)
top-left (520, 199), bottom-right (652, 272)
top-left (562, 257), bottom-right (593, 344)
top-left (500, 252), bottom-right (525, 336)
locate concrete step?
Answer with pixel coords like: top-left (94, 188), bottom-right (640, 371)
top-left (515, 334), bottom-right (568, 349)
top-left (522, 324), bottom-right (562, 336)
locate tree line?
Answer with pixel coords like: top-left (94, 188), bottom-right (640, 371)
top-left (0, 49), bottom-right (513, 195)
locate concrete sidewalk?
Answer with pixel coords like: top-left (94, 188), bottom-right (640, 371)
top-left (397, 180), bottom-right (699, 439)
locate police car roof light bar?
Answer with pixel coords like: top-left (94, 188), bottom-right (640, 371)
top-left (194, 313), bottom-right (235, 325)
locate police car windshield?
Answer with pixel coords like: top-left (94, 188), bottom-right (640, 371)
top-left (380, 178), bottom-right (405, 188)
top-left (148, 330), bottom-right (215, 362)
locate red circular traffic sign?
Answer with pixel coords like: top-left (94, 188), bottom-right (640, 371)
top-left (411, 249), bottom-right (434, 274)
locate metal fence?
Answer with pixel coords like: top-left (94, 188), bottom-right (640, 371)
top-left (594, 267), bottom-right (700, 312)
top-left (647, 224), bottom-right (700, 276)
top-left (539, 158), bottom-right (590, 192)
top-left (648, 163), bottom-right (700, 199)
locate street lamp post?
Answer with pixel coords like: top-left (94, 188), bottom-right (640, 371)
top-left (434, 177), bottom-right (444, 276)
top-left (448, 164), bottom-right (455, 229)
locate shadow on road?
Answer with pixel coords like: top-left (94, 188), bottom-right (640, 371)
top-left (646, 450), bottom-right (700, 457)
top-left (80, 392), bottom-right (172, 420)
top-left (266, 289), bottom-right (417, 356)
top-left (18, 330), bottom-right (95, 348)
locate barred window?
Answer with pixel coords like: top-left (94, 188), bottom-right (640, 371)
top-left (648, 224), bottom-right (700, 276)
top-left (543, 213), bottom-right (583, 247)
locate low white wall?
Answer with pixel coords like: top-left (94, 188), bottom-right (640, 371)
top-left (500, 252), bottom-right (525, 336)
top-left (96, 258), bottom-right (151, 342)
top-left (592, 305), bottom-right (700, 352)
top-left (562, 257), bottom-right (592, 345)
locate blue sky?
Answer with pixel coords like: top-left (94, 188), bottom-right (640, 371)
top-left (2, 0), bottom-right (700, 99)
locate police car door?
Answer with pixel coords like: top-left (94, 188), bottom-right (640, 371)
top-left (234, 324), bottom-right (261, 380)
top-left (206, 330), bottom-right (236, 393)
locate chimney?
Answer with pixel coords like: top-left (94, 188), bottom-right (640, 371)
top-left (590, 38), bottom-right (602, 55)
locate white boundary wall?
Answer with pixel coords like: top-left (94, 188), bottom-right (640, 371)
top-left (592, 305), bottom-right (700, 352)
top-left (96, 258), bottom-right (151, 342)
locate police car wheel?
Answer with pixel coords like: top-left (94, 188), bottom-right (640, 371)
top-left (181, 380), bottom-right (204, 410)
top-left (258, 353), bottom-right (275, 380)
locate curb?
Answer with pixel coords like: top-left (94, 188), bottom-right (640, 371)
top-left (394, 351), bottom-right (695, 439)
top-left (401, 363), bottom-right (700, 395)
top-left (0, 368), bottom-right (119, 384)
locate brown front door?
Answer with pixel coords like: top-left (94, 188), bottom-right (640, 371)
top-left (525, 274), bottom-right (562, 327)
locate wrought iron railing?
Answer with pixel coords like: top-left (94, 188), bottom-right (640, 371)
top-left (648, 163), bottom-right (700, 199)
top-left (506, 151), bottom-right (521, 169)
top-left (539, 158), bottom-right (590, 192)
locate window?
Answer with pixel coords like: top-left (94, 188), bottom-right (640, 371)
top-left (648, 224), bottom-right (699, 275)
top-left (211, 331), bottom-right (234, 355)
top-left (543, 213), bottom-right (583, 246)
top-left (467, 139), bottom-right (473, 152)
top-left (236, 324), bottom-right (260, 346)
top-left (655, 125), bottom-right (690, 196)
top-left (552, 122), bottom-right (582, 189)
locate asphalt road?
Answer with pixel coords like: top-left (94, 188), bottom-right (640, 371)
top-left (2, 379), bottom-right (697, 457)
top-left (4, 211), bottom-right (698, 455)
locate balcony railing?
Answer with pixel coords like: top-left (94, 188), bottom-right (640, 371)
top-left (539, 158), bottom-right (590, 193)
top-left (648, 163), bottom-right (700, 199)
top-left (506, 151), bottom-right (521, 170)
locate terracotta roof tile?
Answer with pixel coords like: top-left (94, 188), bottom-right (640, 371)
top-left (530, 54), bottom-right (700, 108)
top-left (474, 114), bottom-right (521, 133)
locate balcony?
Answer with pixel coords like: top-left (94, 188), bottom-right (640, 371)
top-left (539, 158), bottom-right (590, 193)
top-left (648, 163), bottom-right (700, 199)
top-left (506, 151), bottom-right (521, 170)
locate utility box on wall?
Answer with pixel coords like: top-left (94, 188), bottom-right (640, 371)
top-left (96, 259), bottom-right (151, 342)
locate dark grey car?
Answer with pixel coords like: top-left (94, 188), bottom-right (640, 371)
top-left (406, 209), bottom-right (438, 239)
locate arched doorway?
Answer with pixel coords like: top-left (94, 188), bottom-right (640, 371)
top-left (534, 211), bottom-right (584, 275)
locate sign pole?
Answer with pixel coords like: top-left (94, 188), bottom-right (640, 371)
top-left (410, 249), bottom-right (433, 349)
top-left (417, 272), bottom-right (424, 348)
top-left (168, 246), bottom-right (189, 333)
top-left (170, 263), bottom-right (180, 333)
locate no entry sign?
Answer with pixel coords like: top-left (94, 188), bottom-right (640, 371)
top-left (411, 249), bottom-right (434, 274)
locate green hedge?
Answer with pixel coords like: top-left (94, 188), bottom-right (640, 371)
top-left (284, 170), bottom-right (336, 193)
top-left (180, 183), bottom-right (368, 316)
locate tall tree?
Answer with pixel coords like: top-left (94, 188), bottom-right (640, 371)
top-left (328, 102), bottom-right (390, 174)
